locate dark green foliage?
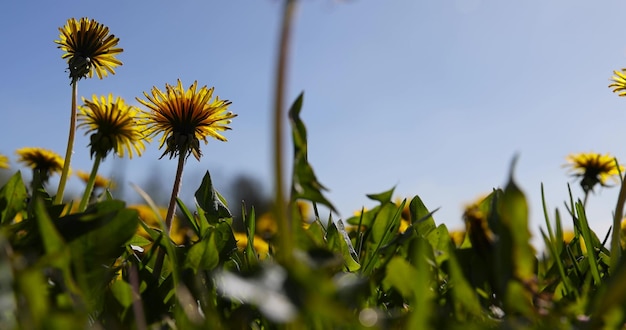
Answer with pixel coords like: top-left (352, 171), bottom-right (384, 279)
top-left (4, 95), bottom-right (626, 329)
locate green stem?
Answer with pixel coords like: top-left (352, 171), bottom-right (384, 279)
top-left (55, 81), bottom-right (78, 204)
top-left (78, 154), bottom-right (102, 212)
top-left (611, 176), bottom-right (626, 271)
top-left (273, 0), bottom-right (298, 263)
top-left (129, 262), bottom-right (147, 330)
top-left (153, 151), bottom-right (186, 278)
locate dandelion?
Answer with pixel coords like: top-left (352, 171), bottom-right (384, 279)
top-left (76, 94), bottom-right (145, 211)
top-left (55, 18), bottom-right (123, 81)
top-left (78, 94), bottom-right (146, 159)
top-left (137, 80), bottom-right (236, 161)
top-left (54, 18), bottom-right (123, 204)
top-left (463, 195), bottom-right (494, 258)
top-left (564, 152), bottom-right (623, 198)
top-left (129, 205), bottom-right (197, 246)
top-left (76, 170), bottom-right (115, 190)
top-left (16, 147), bottom-right (64, 187)
top-left (609, 69), bottom-right (626, 97)
top-left (234, 232), bottom-right (270, 259)
top-left (137, 79), bottom-right (235, 275)
top-left (0, 154), bottom-right (9, 169)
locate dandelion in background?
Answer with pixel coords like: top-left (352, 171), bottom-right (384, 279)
top-left (565, 152), bottom-right (623, 205)
top-left (76, 94), bottom-right (145, 211)
top-left (54, 18), bottom-right (123, 204)
top-left (16, 147), bottom-right (65, 189)
top-left (76, 170), bottom-right (115, 190)
top-left (76, 170), bottom-right (115, 204)
top-left (609, 69), bottom-right (626, 96)
top-left (463, 196), bottom-right (495, 259)
top-left (0, 154), bottom-right (9, 169)
top-left (137, 79), bottom-right (235, 275)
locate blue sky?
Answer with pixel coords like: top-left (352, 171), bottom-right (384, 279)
top-left (2, 1), bottom-right (626, 247)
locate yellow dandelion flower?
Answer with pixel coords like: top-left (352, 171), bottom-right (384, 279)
top-left (137, 80), bottom-right (237, 160)
top-left (256, 201), bottom-right (313, 238)
top-left (55, 17), bottom-right (123, 81)
top-left (463, 196), bottom-right (494, 257)
top-left (16, 147), bottom-right (65, 182)
top-left (0, 154), bottom-right (9, 169)
top-left (609, 69), bottom-right (626, 97)
top-left (129, 205), bottom-right (197, 245)
top-left (234, 232), bottom-right (270, 259)
top-left (449, 230), bottom-right (466, 247)
top-left (563, 230), bottom-right (587, 254)
top-left (76, 170), bottom-right (114, 190)
top-left (565, 152), bottom-right (623, 194)
top-left (78, 94), bottom-right (146, 159)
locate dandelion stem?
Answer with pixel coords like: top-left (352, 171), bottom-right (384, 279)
top-left (611, 175), bottom-right (626, 270)
top-left (55, 81), bottom-right (78, 204)
top-left (153, 151), bottom-right (186, 277)
top-left (129, 262), bottom-right (148, 330)
top-left (273, 0), bottom-right (298, 262)
top-left (78, 154), bottom-right (102, 212)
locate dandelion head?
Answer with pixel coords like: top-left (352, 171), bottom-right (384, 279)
top-left (609, 69), bottom-right (626, 97)
top-left (463, 195), bottom-right (494, 256)
top-left (78, 94), bottom-right (147, 159)
top-left (75, 170), bottom-right (115, 190)
top-left (565, 152), bottom-right (623, 194)
top-left (55, 17), bottom-right (123, 82)
top-left (16, 147), bottom-right (65, 183)
top-left (137, 80), bottom-right (236, 161)
top-left (0, 154), bottom-right (9, 169)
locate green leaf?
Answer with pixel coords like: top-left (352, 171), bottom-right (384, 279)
top-left (195, 171), bottom-right (232, 224)
top-left (289, 92), bottom-right (338, 213)
top-left (345, 205), bottom-right (379, 227)
top-left (383, 256), bottom-right (419, 298)
top-left (409, 195), bottom-right (436, 237)
top-left (110, 279), bottom-right (134, 308)
top-left (576, 202), bottom-right (602, 285)
top-left (0, 171), bottom-right (28, 225)
top-left (184, 232), bottom-right (219, 272)
top-left (326, 220), bottom-right (360, 271)
top-left (244, 207), bottom-right (259, 266)
top-left (498, 167), bottom-right (535, 282)
top-left (366, 187), bottom-right (395, 204)
top-left (406, 237), bottom-right (435, 328)
top-left (443, 237), bottom-right (483, 319)
top-left (177, 197), bottom-right (200, 236)
top-left (370, 202), bottom-right (402, 246)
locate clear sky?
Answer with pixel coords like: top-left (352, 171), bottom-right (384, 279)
top-left (3, 1), bottom-right (626, 247)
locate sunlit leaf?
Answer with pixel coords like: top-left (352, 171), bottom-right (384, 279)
top-left (0, 171), bottom-right (28, 225)
top-left (184, 232), bottom-right (219, 272)
top-left (366, 187), bottom-right (395, 204)
top-left (383, 256), bottom-right (418, 298)
top-left (326, 220), bottom-right (360, 271)
top-left (195, 171), bottom-right (232, 224)
top-left (409, 195), bottom-right (436, 237)
top-left (289, 92), bottom-right (338, 213)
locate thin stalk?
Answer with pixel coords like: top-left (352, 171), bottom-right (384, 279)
top-left (273, 0), bottom-right (298, 262)
top-left (55, 81), bottom-right (78, 204)
top-left (78, 154), bottom-right (102, 212)
top-left (153, 151), bottom-right (186, 278)
top-left (611, 176), bottom-right (626, 271)
top-left (129, 262), bottom-right (147, 330)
